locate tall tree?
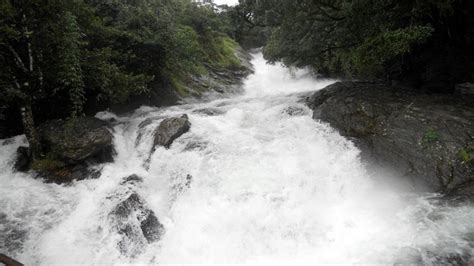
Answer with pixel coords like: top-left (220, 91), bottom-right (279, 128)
top-left (243, 0), bottom-right (474, 90)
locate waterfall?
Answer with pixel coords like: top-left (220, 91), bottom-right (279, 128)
top-left (1, 53), bottom-right (473, 265)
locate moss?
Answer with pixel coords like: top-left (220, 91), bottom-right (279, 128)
top-left (215, 36), bottom-right (241, 69)
top-left (459, 148), bottom-right (471, 163)
top-left (170, 75), bottom-right (189, 97)
top-left (421, 129), bottom-right (440, 145)
top-left (203, 35), bottom-right (241, 70)
top-left (31, 158), bottom-right (66, 172)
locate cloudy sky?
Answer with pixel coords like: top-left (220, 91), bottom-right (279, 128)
top-left (213, 0), bottom-right (239, 6)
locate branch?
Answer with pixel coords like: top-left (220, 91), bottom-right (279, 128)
top-left (8, 46), bottom-right (28, 73)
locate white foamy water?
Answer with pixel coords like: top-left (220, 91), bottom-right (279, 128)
top-left (1, 53), bottom-right (473, 265)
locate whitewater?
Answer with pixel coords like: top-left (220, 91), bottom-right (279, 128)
top-left (1, 53), bottom-right (473, 265)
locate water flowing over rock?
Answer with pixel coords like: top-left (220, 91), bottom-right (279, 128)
top-left (152, 115), bottom-right (191, 150)
top-left (0, 212), bottom-right (27, 257)
top-left (307, 81), bottom-right (474, 198)
top-left (14, 146), bottom-right (30, 172)
top-left (2, 53), bottom-right (474, 265)
top-left (192, 107), bottom-right (225, 116)
top-left (109, 191), bottom-right (164, 257)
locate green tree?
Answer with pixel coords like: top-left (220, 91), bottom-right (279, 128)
top-left (1, 0), bottom-right (244, 159)
top-left (242, 0), bottom-right (474, 89)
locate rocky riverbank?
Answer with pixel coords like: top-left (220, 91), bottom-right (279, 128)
top-left (307, 81), bottom-right (474, 200)
top-left (11, 49), bottom-right (252, 184)
top-left (105, 46), bottom-right (254, 113)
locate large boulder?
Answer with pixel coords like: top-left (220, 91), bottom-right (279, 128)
top-left (14, 146), bottom-right (31, 172)
top-left (22, 117), bottom-right (115, 183)
top-left (307, 81), bottom-right (474, 198)
top-left (152, 114), bottom-right (191, 150)
top-left (39, 117), bottom-right (113, 164)
top-left (108, 189), bottom-right (164, 257)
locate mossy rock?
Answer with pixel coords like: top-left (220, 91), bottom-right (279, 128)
top-left (39, 117), bottom-right (114, 164)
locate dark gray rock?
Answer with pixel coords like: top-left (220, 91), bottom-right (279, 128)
top-left (14, 146), bottom-right (31, 172)
top-left (193, 107), bottom-right (225, 116)
top-left (428, 252), bottom-right (470, 266)
top-left (307, 81), bottom-right (474, 197)
top-left (152, 115), bottom-right (191, 150)
top-left (283, 106), bottom-right (306, 116)
top-left (1, 138), bottom-right (15, 145)
top-left (455, 83), bottom-right (474, 95)
top-left (184, 140), bottom-right (208, 151)
top-left (25, 117), bottom-right (114, 183)
top-left (138, 118), bottom-right (157, 130)
top-left (39, 117), bottom-right (114, 164)
top-left (120, 174), bottom-right (144, 185)
top-left (108, 192), bottom-right (164, 257)
top-left (179, 47), bottom-right (254, 100)
top-left (32, 163), bottom-right (103, 184)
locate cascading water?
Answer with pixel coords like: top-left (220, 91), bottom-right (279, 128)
top-left (1, 53), bottom-right (473, 265)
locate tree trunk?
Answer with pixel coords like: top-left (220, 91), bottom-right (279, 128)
top-left (20, 102), bottom-right (42, 160)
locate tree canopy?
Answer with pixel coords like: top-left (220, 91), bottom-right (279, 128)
top-left (238, 0), bottom-right (474, 90)
top-left (0, 0), bottom-right (242, 154)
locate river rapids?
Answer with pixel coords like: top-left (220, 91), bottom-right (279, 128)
top-left (1, 53), bottom-right (473, 265)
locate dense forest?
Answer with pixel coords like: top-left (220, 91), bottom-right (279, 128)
top-left (1, 1), bottom-right (474, 265)
top-left (0, 0), bottom-right (242, 144)
top-left (1, 0), bottom-right (473, 166)
top-left (234, 0), bottom-right (474, 91)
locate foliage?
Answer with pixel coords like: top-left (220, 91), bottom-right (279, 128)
top-left (459, 149), bottom-right (469, 162)
top-left (458, 148), bottom-right (472, 164)
top-left (224, 0), bottom-right (269, 48)
top-left (422, 129), bottom-right (440, 145)
top-left (0, 0), bottom-right (241, 139)
top-left (351, 26), bottom-right (434, 77)
top-left (238, 0), bottom-right (474, 87)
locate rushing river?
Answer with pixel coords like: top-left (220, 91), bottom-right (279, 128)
top-left (1, 53), bottom-right (473, 265)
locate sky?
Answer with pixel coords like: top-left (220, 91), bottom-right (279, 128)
top-left (213, 0), bottom-right (239, 6)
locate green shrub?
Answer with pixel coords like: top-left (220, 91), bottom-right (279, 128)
top-left (422, 129), bottom-right (440, 145)
top-left (459, 148), bottom-right (471, 163)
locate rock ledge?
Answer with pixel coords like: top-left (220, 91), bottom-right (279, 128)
top-left (307, 81), bottom-right (474, 198)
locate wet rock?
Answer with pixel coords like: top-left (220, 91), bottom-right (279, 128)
top-left (193, 107), bottom-right (225, 116)
top-left (138, 118), bottom-right (157, 129)
top-left (175, 47), bottom-right (253, 101)
top-left (0, 215), bottom-right (28, 256)
top-left (174, 174), bottom-right (192, 193)
top-left (429, 252), bottom-right (469, 266)
top-left (108, 192), bottom-right (164, 257)
top-left (120, 174), bottom-right (144, 185)
top-left (39, 117), bottom-right (114, 164)
top-left (14, 146), bottom-right (31, 172)
top-left (184, 140), bottom-right (208, 151)
top-left (69, 165), bottom-right (102, 180)
top-left (283, 106), bottom-right (306, 116)
top-left (308, 81), bottom-right (474, 197)
top-left (152, 115), bottom-right (191, 150)
top-left (33, 164), bottom-right (103, 184)
top-left (25, 117), bottom-right (115, 183)
top-left (455, 82), bottom-right (474, 95)
top-left (1, 138), bottom-right (15, 145)
top-left (135, 117), bottom-right (164, 147)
